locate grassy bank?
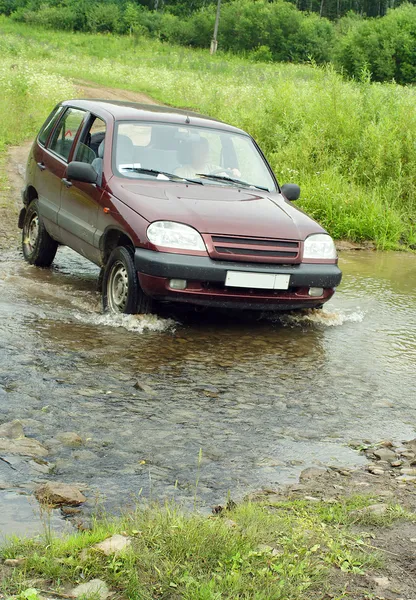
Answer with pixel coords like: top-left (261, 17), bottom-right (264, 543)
top-left (1, 494), bottom-right (409, 599)
top-left (0, 49), bottom-right (74, 212)
top-left (1, 18), bottom-right (416, 249)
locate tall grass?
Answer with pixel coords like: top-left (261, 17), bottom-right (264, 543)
top-left (0, 17), bottom-right (415, 248)
top-left (0, 48), bottom-right (74, 208)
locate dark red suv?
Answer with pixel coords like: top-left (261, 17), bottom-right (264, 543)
top-left (19, 99), bottom-right (341, 313)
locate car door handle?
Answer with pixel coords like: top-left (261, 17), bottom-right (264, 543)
top-left (36, 162), bottom-right (46, 171)
top-left (61, 178), bottom-right (73, 188)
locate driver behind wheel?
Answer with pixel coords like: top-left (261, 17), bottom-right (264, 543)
top-left (175, 137), bottom-right (241, 180)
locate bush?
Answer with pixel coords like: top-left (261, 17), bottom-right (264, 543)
top-left (336, 3), bottom-right (416, 84)
top-left (249, 45), bottom-right (273, 63)
top-left (86, 3), bottom-right (120, 33)
top-left (217, 0), bottom-right (334, 64)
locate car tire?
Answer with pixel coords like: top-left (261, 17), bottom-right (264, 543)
top-left (22, 200), bottom-right (58, 267)
top-left (102, 246), bottom-right (153, 315)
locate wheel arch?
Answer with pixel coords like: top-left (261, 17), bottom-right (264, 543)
top-left (100, 227), bottom-right (135, 265)
top-left (18, 186), bottom-right (39, 228)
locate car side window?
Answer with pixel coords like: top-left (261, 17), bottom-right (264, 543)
top-left (74, 116), bottom-right (106, 166)
top-left (38, 106), bottom-right (65, 147)
top-left (47, 108), bottom-right (86, 162)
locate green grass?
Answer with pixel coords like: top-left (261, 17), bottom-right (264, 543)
top-left (0, 17), bottom-right (416, 248)
top-left (2, 495), bottom-right (409, 600)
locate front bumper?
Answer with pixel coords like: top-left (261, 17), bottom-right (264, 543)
top-left (134, 248), bottom-right (342, 311)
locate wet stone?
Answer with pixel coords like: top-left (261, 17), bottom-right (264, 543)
top-left (396, 475), bottom-right (416, 482)
top-left (35, 482), bottom-right (86, 506)
top-left (373, 448), bottom-right (396, 462)
top-left (0, 420), bottom-right (24, 439)
top-left (56, 432), bottom-right (83, 446)
top-left (72, 450), bottom-right (97, 461)
top-left (299, 467), bottom-right (326, 481)
top-left (367, 465), bottom-right (385, 476)
top-left (0, 437), bottom-right (48, 458)
top-left (400, 468), bottom-right (416, 476)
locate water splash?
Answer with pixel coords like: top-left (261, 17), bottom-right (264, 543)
top-left (270, 308), bottom-right (365, 327)
top-left (72, 310), bottom-right (177, 333)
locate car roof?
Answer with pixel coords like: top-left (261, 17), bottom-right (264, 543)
top-left (62, 99), bottom-right (248, 136)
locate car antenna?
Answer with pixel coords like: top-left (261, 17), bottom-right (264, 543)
top-left (185, 115), bottom-right (190, 124)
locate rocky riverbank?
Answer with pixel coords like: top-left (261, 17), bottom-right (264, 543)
top-left (1, 417), bottom-right (416, 599)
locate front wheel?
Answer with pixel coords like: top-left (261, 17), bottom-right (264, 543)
top-left (102, 246), bottom-right (153, 315)
top-left (22, 201), bottom-right (58, 267)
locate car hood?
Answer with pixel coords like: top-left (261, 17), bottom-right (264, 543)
top-left (112, 180), bottom-right (325, 240)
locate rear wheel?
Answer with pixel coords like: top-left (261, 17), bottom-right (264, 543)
top-left (22, 200), bottom-right (58, 267)
top-left (102, 246), bottom-right (153, 314)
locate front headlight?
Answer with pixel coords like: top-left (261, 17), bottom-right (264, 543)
top-left (303, 234), bottom-right (337, 260)
top-left (147, 221), bottom-right (206, 251)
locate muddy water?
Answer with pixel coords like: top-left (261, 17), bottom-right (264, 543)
top-left (0, 244), bottom-right (416, 536)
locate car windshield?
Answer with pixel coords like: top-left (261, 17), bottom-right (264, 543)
top-left (113, 121), bottom-right (276, 192)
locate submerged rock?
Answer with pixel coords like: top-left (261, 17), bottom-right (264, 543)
top-left (35, 482), bottom-right (86, 506)
top-left (0, 438), bottom-right (48, 457)
top-left (55, 432), bottom-right (83, 446)
top-left (0, 420), bottom-right (24, 439)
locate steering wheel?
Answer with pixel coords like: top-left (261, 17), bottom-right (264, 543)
top-left (208, 167), bottom-right (236, 176)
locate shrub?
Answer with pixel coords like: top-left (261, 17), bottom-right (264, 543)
top-left (335, 3), bottom-right (416, 84)
top-left (86, 3), bottom-right (120, 33)
top-left (249, 45), bottom-right (273, 63)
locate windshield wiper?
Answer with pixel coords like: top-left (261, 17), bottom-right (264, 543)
top-left (195, 173), bottom-right (269, 192)
top-left (121, 167), bottom-right (203, 185)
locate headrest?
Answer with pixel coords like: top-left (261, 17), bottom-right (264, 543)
top-left (97, 140), bottom-right (105, 159)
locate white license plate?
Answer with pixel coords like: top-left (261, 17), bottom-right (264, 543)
top-left (225, 271), bottom-right (290, 290)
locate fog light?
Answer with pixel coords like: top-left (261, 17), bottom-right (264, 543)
top-left (309, 287), bottom-right (324, 297)
top-left (170, 279), bottom-right (187, 290)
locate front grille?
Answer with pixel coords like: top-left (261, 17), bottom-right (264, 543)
top-left (208, 235), bottom-right (300, 263)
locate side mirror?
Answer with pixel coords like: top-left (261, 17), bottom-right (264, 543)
top-left (67, 161), bottom-right (97, 184)
top-left (281, 183), bottom-right (300, 201)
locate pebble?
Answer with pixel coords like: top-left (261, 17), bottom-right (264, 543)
top-left (4, 558), bottom-right (26, 567)
top-left (71, 579), bottom-right (110, 600)
top-left (35, 482), bottom-right (86, 506)
top-left (372, 576), bottom-right (390, 588)
top-left (299, 467), bottom-right (326, 481)
top-left (400, 468), bottom-right (416, 476)
top-left (0, 420), bottom-right (24, 439)
top-left (368, 465), bottom-right (385, 475)
top-left (0, 437), bottom-right (48, 458)
top-left (396, 475), bottom-right (416, 482)
top-left (94, 534), bottom-right (131, 555)
top-left (391, 460), bottom-right (402, 467)
top-left (352, 504), bottom-right (389, 517)
top-left (373, 448), bottom-right (396, 462)
top-left (400, 451), bottom-right (415, 460)
top-left (56, 432), bottom-right (83, 446)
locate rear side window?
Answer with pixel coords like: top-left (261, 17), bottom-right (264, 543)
top-left (47, 108), bottom-right (86, 162)
top-left (38, 106), bottom-right (65, 147)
